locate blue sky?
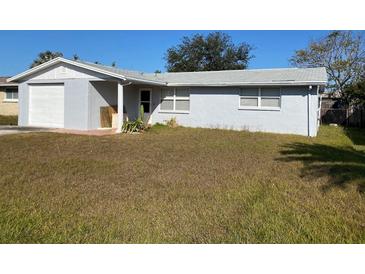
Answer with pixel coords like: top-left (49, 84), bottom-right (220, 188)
top-left (0, 30), bottom-right (331, 76)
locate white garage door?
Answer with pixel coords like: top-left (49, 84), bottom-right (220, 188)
top-left (29, 84), bottom-right (65, 128)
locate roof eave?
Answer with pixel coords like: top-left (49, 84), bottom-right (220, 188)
top-left (0, 83), bottom-right (18, 87)
top-left (7, 57), bottom-right (129, 83)
top-left (166, 81), bottom-right (327, 87)
top-left (124, 76), bottom-right (167, 86)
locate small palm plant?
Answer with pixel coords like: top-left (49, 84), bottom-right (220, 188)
top-left (139, 104), bottom-right (145, 123)
top-left (121, 105), bottom-right (146, 133)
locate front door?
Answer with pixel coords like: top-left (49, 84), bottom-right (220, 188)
top-left (139, 88), bottom-right (152, 124)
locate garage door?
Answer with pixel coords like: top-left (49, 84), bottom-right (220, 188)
top-left (29, 84), bottom-right (65, 128)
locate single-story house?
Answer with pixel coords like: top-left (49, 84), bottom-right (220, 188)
top-left (0, 77), bottom-right (18, 116)
top-left (8, 57), bottom-right (327, 136)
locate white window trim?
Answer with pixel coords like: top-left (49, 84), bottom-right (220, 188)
top-left (138, 88), bottom-right (152, 114)
top-left (159, 88), bottom-right (190, 114)
top-left (3, 99), bottom-right (18, 103)
top-left (238, 87), bottom-right (281, 111)
top-left (3, 88), bottom-right (18, 103)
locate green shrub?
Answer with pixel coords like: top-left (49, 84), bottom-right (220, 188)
top-left (0, 115), bottom-right (18, 125)
top-left (122, 119), bottom-right (144, 133)
top-left (121, 105), bottom-right (145, 133)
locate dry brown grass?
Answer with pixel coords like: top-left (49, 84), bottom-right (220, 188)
top-left (0, 125), bottom-right (364, 243)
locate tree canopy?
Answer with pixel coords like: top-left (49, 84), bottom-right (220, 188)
top-left (30, 50), bottom-right (63, 68)
top-left (344, 78), bottom-right (365, 106)
top-left (290, 31), bottom-right (365, 100)
top-left (165, 32), bottom-right (254, 72)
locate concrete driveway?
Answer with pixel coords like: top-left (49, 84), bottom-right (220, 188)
top-left (0, 126), bottom-right (51, 136)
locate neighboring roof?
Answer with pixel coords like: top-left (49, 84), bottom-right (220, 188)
top-left (0, 76), bottom-right (18, 87)
top-left (8, 57), bottom-right (327, 86)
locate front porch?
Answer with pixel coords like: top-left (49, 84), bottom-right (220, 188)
top-left (90, 80), bottom-right (161, 132)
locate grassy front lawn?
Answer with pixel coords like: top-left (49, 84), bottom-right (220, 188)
top-left (0, 115), bottom-right (18, 125)
top-left (0, 125), bottom-right (364, 243)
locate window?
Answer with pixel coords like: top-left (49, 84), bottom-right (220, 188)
top-left (240, 88), bottom-right (259, 107)
top-left (239, 87), bottom-right (281, 109)
top-left (160, 88), bottom-right (190, 112)
top-left (261, 88), bottom-right (280, 108)
top-left (4, 88), bottom-right (18, 102)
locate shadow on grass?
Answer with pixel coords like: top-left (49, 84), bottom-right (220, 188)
top-left (280, 143), bottom-right (365, 193)
top-left (344, 127), bottom-right (365, 146)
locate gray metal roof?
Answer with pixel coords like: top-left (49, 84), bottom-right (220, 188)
top-left (151, 67), bottom-right (327, 86)
top-left (7, 58), bottom-right (327, 86)
top-left (75, 61), bottom-right (166, 84)
top-left (76, 60), bottom-right (327, 86)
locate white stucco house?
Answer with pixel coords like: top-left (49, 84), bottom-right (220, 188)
top-left (8, 57), bottom-right (327, 136)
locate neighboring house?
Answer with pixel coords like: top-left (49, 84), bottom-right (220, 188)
top-left (8, 57), bottom-right (327, 136)
top-left (0, 77), bottom-right (18, 116)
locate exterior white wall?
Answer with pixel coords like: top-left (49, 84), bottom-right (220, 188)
top-left (18, 82), bottom-right (28, 126)
top-left (119, 85), bottom-right (318, 136)
top-left (22, 63), bottom-right (108, 81)
top-left (64, 80), bottom-right (90, 130)
top-left (148, 86), bottom-right (319, 136)
top-left (88, 81), bottom-right (118, 129)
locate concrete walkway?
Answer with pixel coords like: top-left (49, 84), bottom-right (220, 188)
top-left (0, 126), bottom-right (51, 136)
top-left (0, 126), bottom-right (117, 136)
top-left (50, 128), bottom-right (117, 136)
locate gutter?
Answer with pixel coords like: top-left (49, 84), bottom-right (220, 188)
top-left (317, 85), bottom-right (321, 130)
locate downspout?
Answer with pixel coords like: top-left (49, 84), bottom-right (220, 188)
top-left (307, 85), bottom-right (312, 137)
top-left (317, 85), bottom-right (320, 131)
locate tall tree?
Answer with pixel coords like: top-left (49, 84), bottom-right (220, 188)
top-left (343, 78), bottom-right (365, 106)
top-left (290, 31), bottom-right (365, 99)
top-left (165, 32), bottom-right (254, 72)
top-left (30, 50), bottom-right (63, 68)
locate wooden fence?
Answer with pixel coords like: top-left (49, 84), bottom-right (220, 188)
top-left (321, 107), bottom-right (365, 128)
